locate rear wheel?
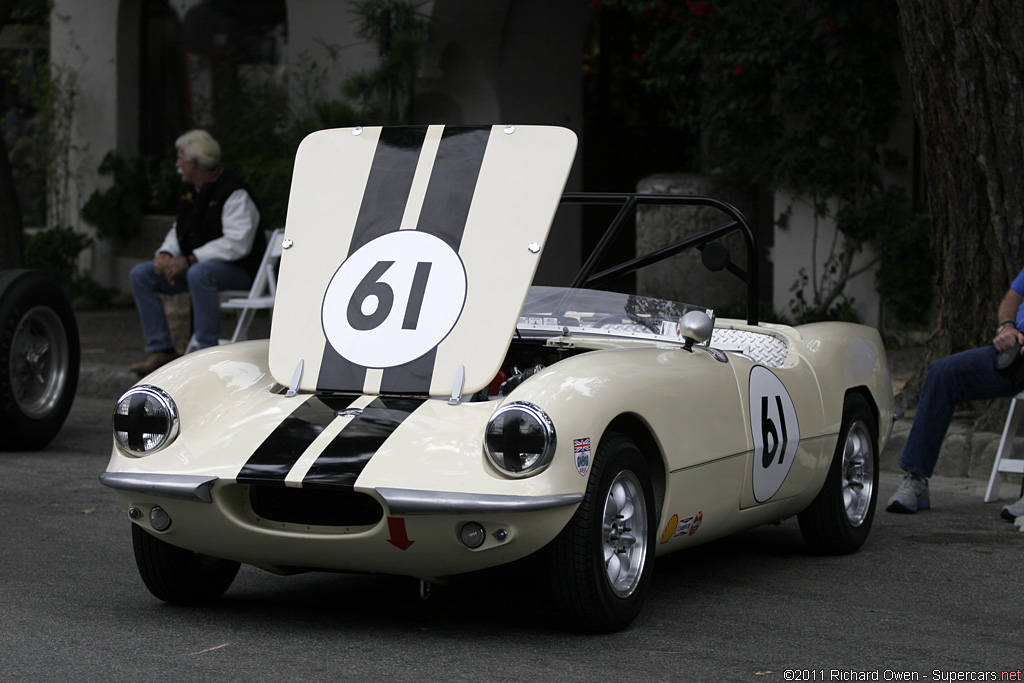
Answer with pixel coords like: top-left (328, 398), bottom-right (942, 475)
top-left (132, 524), bottom-right (240, 605)
top-left (548, 432), bottom-right (656, 632)
top-left (0, 270), bottom-right (80, 451)
top-left (798, 393), bottom-right (878, 554)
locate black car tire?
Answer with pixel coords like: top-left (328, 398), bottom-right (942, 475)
top-left (797, 393), bottom-right (879, 555)
top-left (0, 269), bottom-right (80, 451)
top-left (132, 524), bottom-right (241, 605)
top-left (547, 432), bottom-right (656, 633)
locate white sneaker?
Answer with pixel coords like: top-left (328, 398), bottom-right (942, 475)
top-left (886, 472), bottom-right (930, 513)
top-left (1000, 494), bottom-right (1024, 521)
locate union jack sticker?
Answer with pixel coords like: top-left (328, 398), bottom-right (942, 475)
top-left (574, 437), bottom-right (592, 475)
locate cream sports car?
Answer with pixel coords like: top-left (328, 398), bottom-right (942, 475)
top-left (101, 125), bottom-right (895, 632)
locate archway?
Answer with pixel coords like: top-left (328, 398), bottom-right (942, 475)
top-left (137, 0), bottom-right (288, 160)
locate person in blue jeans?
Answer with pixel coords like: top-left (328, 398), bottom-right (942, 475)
top-left (888, 268), bottom-right (1024, 521)
top-left (129, 129), bottom-right (265, 375)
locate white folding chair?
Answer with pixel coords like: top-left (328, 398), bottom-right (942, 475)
top-left (185, 228), bottom-right (285, 353)
top-left (984, 390), bottom-right (1024, 502)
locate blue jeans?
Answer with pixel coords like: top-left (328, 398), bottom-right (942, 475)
top-left (900, 344), bottom-right (1024, 478)
top-left (130, 260), bottom-right (251, 352)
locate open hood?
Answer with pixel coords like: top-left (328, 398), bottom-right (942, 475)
top-left (268, 125), bottom-right (578, 397)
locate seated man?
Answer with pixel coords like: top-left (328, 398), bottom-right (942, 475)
top-left (129, 129), bottom-right (266, 375)
top-left (888, 275), bottom-right (1024, 521)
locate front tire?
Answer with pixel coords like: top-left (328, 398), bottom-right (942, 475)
top-left (132, 524), bottom-right (240, 605)
top-left (548, 432), bottom-right (656, 633)
top-left (798, 393), bottom-right (878, 555)
top-left (0, 270), bottom-right (80, 451)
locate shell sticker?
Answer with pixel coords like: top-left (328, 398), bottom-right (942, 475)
top-left (659, 512), bottom-right (701, 544)
top-left (749, 365), bottom-right (800, 502)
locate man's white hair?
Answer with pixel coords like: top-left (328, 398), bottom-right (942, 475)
top-left (175, 129), bottom-right (221, 169)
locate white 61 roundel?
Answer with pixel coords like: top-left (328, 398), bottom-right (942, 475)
top-left (749, 366), bottom-right (800, 502)
top-left (322, 231), bottom-right (467, 368)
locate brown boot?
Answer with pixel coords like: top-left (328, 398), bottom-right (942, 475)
top-left (130, 350), bottom-right (181, 376)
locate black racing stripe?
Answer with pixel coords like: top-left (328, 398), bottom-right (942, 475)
top-left (318, 126), bottom-right (428, 393)
top-left (236, 396), bottom-right (356, 485)
top-left (379, 126), bottom-right (489, 393)
top-left (379, 347), bottom-right (437, 394)
top-left (302, 397), bottom-right (426, 490)
top-left (316, 346), bottom-right (367, 395)
top-left (413, 126), bottom-right (490, 250)
top-left (348, 125), bottom-right (429, 253)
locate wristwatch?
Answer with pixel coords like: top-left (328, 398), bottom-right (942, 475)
top-left (998, 321), bottom-right (1016, 334)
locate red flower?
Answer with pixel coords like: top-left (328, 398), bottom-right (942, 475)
top-left (733, 63), bottom-right (744, 76)
top-left (687, 0), bottom-right (710, 17)
top-left (821, 16), bottom-right (838, 33)
top-left (632, 52), bottom-right (644, 65)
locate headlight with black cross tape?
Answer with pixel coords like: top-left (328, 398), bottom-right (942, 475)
top-left (483, 401), bottom-right (557, 477)
top-left (112, 385), bottom-right (180, 456)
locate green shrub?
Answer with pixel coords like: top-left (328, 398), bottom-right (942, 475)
top-left (24, 225), bottom-right (91, 292)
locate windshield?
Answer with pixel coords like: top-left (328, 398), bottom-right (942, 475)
top-left (518, 286), bottom-right (712, 343)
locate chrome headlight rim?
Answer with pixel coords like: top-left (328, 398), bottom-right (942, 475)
top-left (484, 401), bottom-right (557, 478)
top-left (113, 385), bottom-right (180, 456)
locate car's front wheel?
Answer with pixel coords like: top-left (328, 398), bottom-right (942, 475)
top-left (797, 393), bottom-right (878, 555)
top-left (547, 432), bottom-right (656, 633)
top-left (0, 269), bottom-right (80, 451)
top-left (132, 524), bottom-right (240, 605)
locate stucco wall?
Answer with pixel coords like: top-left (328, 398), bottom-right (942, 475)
top-left (50, 1), bottom-right (120, 283)
top-left (771, 193), bottom-right (882, 327)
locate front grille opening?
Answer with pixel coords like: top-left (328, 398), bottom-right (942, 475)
top-left (249, 485), bottom-right (384, 527)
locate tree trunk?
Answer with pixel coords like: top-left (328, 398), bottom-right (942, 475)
top-left (895, 0), bottom-right (1024, 430)
top-left (895, 0), bottom-right (1024, 418)
top-left (0, 0), bottom-right (23, 270)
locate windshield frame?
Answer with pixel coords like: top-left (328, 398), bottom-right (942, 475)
top-left (558, 193), bottom-right (759, 325)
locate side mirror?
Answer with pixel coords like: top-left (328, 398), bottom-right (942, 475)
top-left (701, 242), bottom-right (731, 272)
top-left (679, 310), bottom-right (713, 351)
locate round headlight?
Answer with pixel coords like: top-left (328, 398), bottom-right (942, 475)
top-left (484, 402), bottom-right (556, 477)
top-left (112, 385), bottom-right (179, 456)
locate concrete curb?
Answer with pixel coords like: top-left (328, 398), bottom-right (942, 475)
top-left (882, 412), bottom-right (1022, 491)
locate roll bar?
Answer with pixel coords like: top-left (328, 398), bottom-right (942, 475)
top-left (559, 192), bottom-right (760, 326)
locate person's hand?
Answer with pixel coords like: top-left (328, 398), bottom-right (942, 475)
top-left (153, 252), bottom-right (172, 276)
top-left (993, 324), bottom-right (1024, 352)
top-left (163, 255), bottom-right (189, 282)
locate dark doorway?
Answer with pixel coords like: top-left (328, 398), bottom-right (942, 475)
top-left (580, 5), bottom-right (695, 291)
top-left (138, 0), bottom-right (288, 160)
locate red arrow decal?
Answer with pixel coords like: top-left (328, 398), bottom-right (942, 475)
top-left (386, 517), bottom-right (414, 550)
